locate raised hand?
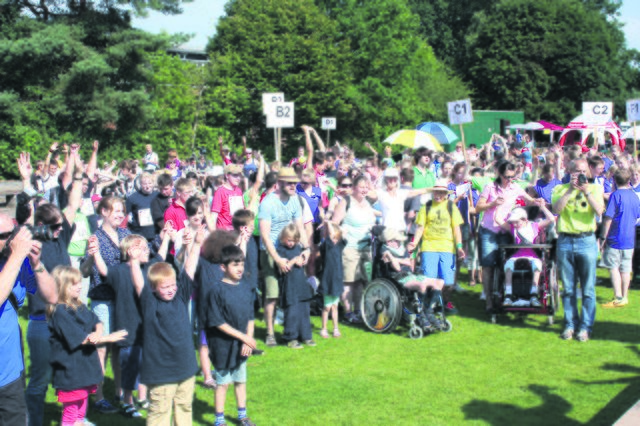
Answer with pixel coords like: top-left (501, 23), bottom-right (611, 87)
top-left (93, 140), bottom-right (99, 151)
top-left (17, 152), bottom-right (33, 181)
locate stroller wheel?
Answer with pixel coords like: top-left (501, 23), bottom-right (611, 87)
top-left (441, 319), bottom-right (453, 332)
top-left (408, 326), bottom-right (423, 339)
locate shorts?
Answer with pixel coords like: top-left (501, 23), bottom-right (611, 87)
top-left (504, 257), bottom-right (542, 272)
top-left (420, 252), bottom-right (456, 285)
top-left (119, 345), bottom-right (142, 391)
top-left (215, 361), bottom-right (247, 386)
top-left (602, 246), bottom-right (634, 272)
top-left (323, 295), bottom-right (340, 307)
top-left (259, 250), bottom-right (279, 299)
top-left (91, 300), bottom-right (113, 336)
top-left (342, 247), bottom-right (371, 282)
top-left (479, 227), bottom-right (511, 268)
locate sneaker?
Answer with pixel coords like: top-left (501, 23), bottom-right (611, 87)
top-left (452, 283), bottom-right (467, 293)
top-left (576, 329), bottom-right (589, 342)
top-left (239, 418), bottom-right (256, 426)
top-left (418, 315), bottom-right (432, 330)
top-left (94, 399), bottom-right (118, 414)
top-left (287, 340), bottom-right (303, 349)
top-left (122, 404), bottom-right (142, 418)
top-left (265, 334), bottom-right (277, 347)
top-left (502, 295), bottom-right (514, 307)
top-left (319, 329), bottom-right (330, 339)
top-left (136, 399), bottom-right (149, 410)
top-left (530, 296), bottom-right (542, 308)
top-left (80, 420), bottom-right (96, 426)
top-left (251, 348), bottom-right (264, 356)
top-left (444, 302), bottom-right (458, 315)
top-left (426, 313), bottom-right (443, 330)
top-left (304, 339), bottom-right (317, 347)
top-left (332, 328), bottom-right (341, 338)
top-left (479, 291), bottom-right (486, 301)
top-left (561, 328), bottom-right (574, 340)
top-left (343, 312), bottom-right (356, 324)
top-left (602, 298), bottom-right (627, 308)
top-left (352, 310), bottom-right (364, 324)
top-left (512, 299), bottom-right (530, 307)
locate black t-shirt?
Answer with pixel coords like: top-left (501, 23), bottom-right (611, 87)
top-left (319, 238), bottom-right (345, 298)
top-left (29, 217), bottom-right (74, 319)
top-left (276, 245), bottom-right (313, 307)
top-left (139, 271), bottom-right (198, 385)
top-left (196, 258), bottom-right (224, 331)
top-left (126, 191), bottom-right (158, 241)
top-left (48, 304), bottom-right (103, 390)
top-left (151, 194), bottom-right (171, 235)
top-left (204, 277), bottom-right (254, 371)
top-left (242, 237), bottom-right (259, 291)
top-left (106, 263), bottom-right (144, 347)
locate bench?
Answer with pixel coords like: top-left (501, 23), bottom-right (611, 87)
top-left (0, 180), bottom-right (24, 208)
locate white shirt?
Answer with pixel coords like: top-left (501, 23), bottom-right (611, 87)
top-left (377, 188), bottom-right (409, 232)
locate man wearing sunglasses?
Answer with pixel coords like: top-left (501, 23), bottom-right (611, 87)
top-left (0, 213), bottom-right (57, 426)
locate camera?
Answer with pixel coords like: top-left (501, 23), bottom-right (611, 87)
top-left (1, 225), bottom-right (53, 257)
top-left (578, 174), bottom-right (588, 185)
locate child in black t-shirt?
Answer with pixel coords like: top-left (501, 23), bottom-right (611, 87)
top-left (92, 233), bottom-right (171, 417)
top-left (276, 224), bottom-right (315, 349)
top-left (129, 227), bottom-right (203, 425)
top-left (204, 245), bottom-right (257, 426)
top-left (48, 266), bottom-right (127, 426)
top-left (318, 222), bottom-right (345, 338)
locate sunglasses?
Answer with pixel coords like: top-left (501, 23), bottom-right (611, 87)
top-left (228, 173), bottom-right (242, 178)
top-left (50, 223), bottom-right (63, 231)
top-left (503, 174), bottom-right (516, 179)
top-left (282, 181), bottom-right (297, 186)
top-left (340, 184), bottom-right (353, 188)
top-left (0, 230), bottom-right (14, 240)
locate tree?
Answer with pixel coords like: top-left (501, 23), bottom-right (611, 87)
top-left (463, 0), bottom-right (637, 123)
top-left (206, 0), bottom-right (353, 158)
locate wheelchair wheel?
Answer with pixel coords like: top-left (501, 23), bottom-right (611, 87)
top-left (408, 326), bottom-right (423, 339)
top-left (361, 278), bottom-right (403, 333)
top-left (441, 319), bottom-right (453, 332)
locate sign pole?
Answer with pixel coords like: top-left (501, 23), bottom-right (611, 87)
top-left (327, 129), bottom-right (331, 147)
top-left (274, 128), bottom-right (278, 162)
top-left (277, 127), bottom-right (282, 162)
top-left (634, 121), bottom-right (637, 162)
top-left (459, 123), bottom-right (468, 162)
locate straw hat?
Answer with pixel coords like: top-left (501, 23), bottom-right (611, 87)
top-left (277, 167), bottom-right (300, 183)
top-left (431, 178), bottom-right (452, 193)
top-left (224, 164), bottom-right (243, 175)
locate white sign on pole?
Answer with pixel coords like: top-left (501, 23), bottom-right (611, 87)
top-left (262, 92), bottom-right (285, 115)
top-left (582, 102), bottom-right (613, 123)
top-left (321, 117), bottom-right (336, 130)
top-left (266, 102), bottom-right (295, 128)
top-left (448, 99), bottom-right (473, 125)
top-left (627, 99), bottom-right (640, 122)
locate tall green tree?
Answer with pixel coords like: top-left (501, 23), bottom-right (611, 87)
top-left (206, 0), bottom-right (353, 157)
top-left (463, 0), bottom-right (637, 123)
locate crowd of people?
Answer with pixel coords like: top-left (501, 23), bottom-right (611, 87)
top-left (1, 124), bottom-right (639, 426)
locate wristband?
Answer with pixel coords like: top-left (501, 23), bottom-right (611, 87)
top-left (33, 265), bottom-right (45, 273)
top-left (456, 243), bottom-right (463, 249)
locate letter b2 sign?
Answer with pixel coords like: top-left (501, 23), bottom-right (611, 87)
top-left (267, 102), bottom-right (295, 128)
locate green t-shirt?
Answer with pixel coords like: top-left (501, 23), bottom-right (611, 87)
top-left (412, 166), bottom-right (436, 189)
top-left (551, 184), bottom-right (603, 234)
top-left (471, 176), bottom-right (494, 192)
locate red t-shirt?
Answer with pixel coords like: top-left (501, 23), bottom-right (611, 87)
top-left (164, 200), bottom-right (188, 231)
top-left (211, 185), bottom-right (245, 230)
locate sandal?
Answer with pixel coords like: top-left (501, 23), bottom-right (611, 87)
top-left (333, 328), bottom-right (341, 338)
top-left (319, 329), bottom-right (329, 339)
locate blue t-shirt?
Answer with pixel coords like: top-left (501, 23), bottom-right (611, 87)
top-left (534, 178), bottom-right (562, 204)
top-left (296, 185), bottom-right (322, 224)
top-left (604, 189), bottom-right (640, 249)
top-left (0, 258), bottom-right (36, 387)
top-left (258, 193), bottom-right (302, 250)
top-left (603, 156), bottom-right (613, 172)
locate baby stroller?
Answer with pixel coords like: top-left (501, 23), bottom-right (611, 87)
top-left (360, 226), bottom-right (452, 339)
top-left (489, 216), bottom-right (560, 325)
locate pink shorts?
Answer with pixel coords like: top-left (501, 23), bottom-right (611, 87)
top-left (57, 385), bottom-right (97, 403)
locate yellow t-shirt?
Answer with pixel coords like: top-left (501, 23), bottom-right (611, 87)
top-left (415, 200), bottom-right (463, 253)
top-left (551, 183), bottom-right (603, 234)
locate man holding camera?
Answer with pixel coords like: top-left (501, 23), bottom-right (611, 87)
top-left (0, 212), bottom-right (57, 425)
top-left (552, 159), bottom-right (604, 342)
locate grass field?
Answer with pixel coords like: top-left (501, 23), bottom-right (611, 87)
top-left (25, 268), bottom-right (640, 425)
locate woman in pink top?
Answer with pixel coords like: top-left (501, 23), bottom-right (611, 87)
top-left (475, 162), bottom-right (544, 311)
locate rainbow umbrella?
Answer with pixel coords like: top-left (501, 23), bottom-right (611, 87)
top-left (383, 130), bottom-right (443, 151)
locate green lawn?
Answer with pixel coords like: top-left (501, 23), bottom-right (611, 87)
top-left (25, 268), bottom-right (640, 425)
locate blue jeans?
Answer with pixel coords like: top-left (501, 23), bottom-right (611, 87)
top-left (25, 320), bottom-right (52, 426)
top-left (557, 234), bottom-right (597, 333)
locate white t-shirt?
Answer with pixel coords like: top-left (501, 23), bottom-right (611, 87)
top-left (377, 188), bottom-right (409, 232)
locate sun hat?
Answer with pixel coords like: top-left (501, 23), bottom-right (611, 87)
top-left (431, 178), bottom-right (452, 192)
top-left (222, 144), bottom-right (230, 151)
top-left (245, 147), bottom-right (253, 153)
top-left (507, 207), bottom-right (528, 222)
top-left (277, 167), bottom-right (300, 183)
top-left (383, 168), bottom-right (399, 179)
top-left (224, 163), bottom-right (243, 175)
top-left (381, 228), bottom-right (407, 243)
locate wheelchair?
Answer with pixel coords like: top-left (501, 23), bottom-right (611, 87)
top-left (489, 239), bottom-right (560, 325)
top-left (360, 226), bottom-right (452, 339)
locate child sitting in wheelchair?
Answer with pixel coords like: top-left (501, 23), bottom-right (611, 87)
top-left (378, 228), bottom-right (446, 331)
top-left (495, 206), bottom-right (555, 307)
